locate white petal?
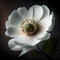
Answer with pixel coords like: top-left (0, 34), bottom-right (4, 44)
top-left (29, 39), bottom-right (40, 46)
top-left (17, 7), bottom-right (22, 13)
top-left (41, 5), bottom-right (50, 19)
top-left (48, 13), bottom-right (55, 31)
top-left (5, 21), bottom-right (12, 29)
top-left (11, 45), bottom-right (22, 51)
top-left (8, 39), bottom-right (22, 51)
top-left (14, 35), bottom-right (30, 46)
top-left (9, 10), bottom-right (23, 27)
top-left (8, 36), bottom-right (30, 47)
top-left (8, 39), bottom-right (16, 48)
top-left (19, 48), bottom-right (27, 56)
top-left (29, 5), bottom-right (43, 21)
top-left (19, 46), bottom-right (34, 56)
top-left (40, 12), bottom-right (54, 32)
top-left (9, 35), bottom-right (40, 46)
top-left (36, 32), bottom-right (50, 40)
top-left (19, 7), bottom-right (29, 19)
top-left (5, 26), bottom-right (20, 37)
top-left (15, 35), bottom-right (40, 46)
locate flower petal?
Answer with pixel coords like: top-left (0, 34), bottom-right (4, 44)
top-left (29, 5), bottom-right (43, 21)
top-left (41, 5), bottom-right (50, 19)
top-left (48, 13), bottom-right (55, 31)
top-left (16, 35), bottom-right (40, 46)
top-left (36, 32), bottom-right (50, 40)
top-left (5, 26), bottom-right (20, 37)
top-left (19, 46), bottom-right (34, 56)
top-left (8, 39), bottom-right (22, 51)
top-left (40, 12), bottom-right (54, 32)
top-left (9, 10), bottom-right (23, 27)
top-left (8, 36), bottom-right (30, 47)
top-left (9, 35), bottom-right (40, 46)
top-left (29, 39), bottom-right (40, 46)
top-left (19, 48), bottom-right (28, 56)
top-left (11, 45), bottom-right (22, 51)
top-left (5, 21), bottom-right (12, 29)
top-left (18, 7), bottom-right (29, 19)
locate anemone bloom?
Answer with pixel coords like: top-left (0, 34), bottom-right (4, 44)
top-left (5, 5), bottom-right (55, 56)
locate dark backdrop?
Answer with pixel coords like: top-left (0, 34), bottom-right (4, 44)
top-left (0, 0), bottom-right (60, 60)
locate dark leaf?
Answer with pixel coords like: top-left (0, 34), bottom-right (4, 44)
top-left (41, 37), bottom-right (57, 54)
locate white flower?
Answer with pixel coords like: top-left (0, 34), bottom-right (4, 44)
top-left (5, 5), bottom-right (55, 56)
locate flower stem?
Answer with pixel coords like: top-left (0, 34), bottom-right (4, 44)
top-left (36, 44), bottom-right (53, 60)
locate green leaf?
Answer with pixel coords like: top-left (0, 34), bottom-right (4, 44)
top-left (23, 50), bottom-right (44, 58)
top-left (41, 37), bottom-right (57, 54)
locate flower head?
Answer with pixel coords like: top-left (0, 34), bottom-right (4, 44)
top-left (5, 5), bottom-right (55, 56)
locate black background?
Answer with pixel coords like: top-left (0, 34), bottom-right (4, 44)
top-left (0, 0), bottom-right (60, 60)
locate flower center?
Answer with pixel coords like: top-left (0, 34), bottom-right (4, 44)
top-left (25, 24), bottom-right (34, 32)
top-left (21, 19), bottom-right (39, 35)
